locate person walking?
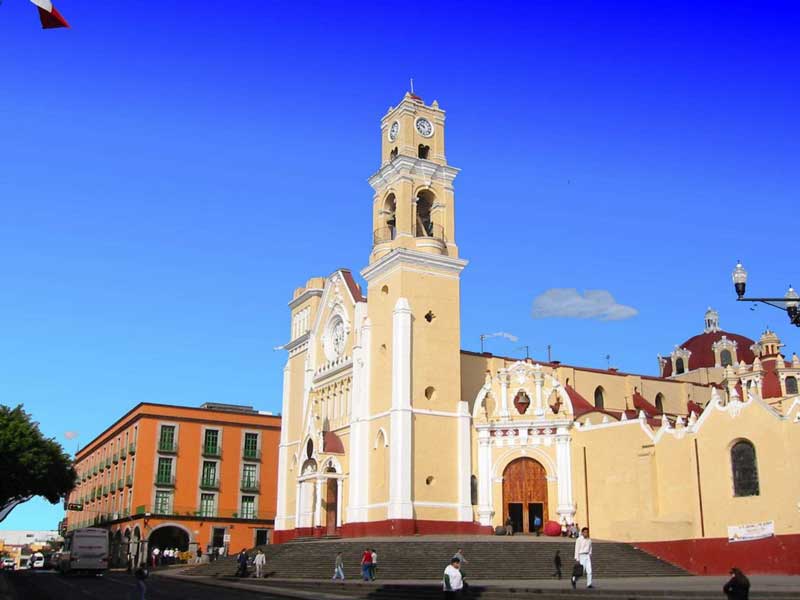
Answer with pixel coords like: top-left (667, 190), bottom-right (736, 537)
top-left (360, 547), bottom-right (373, 581)
top-left (723, 567), bottom-right (750, 600)
top-left (195, 547), bottom-right (203, 565)
top-left (552, 549), bottom-right (562, 579)
top-left (254, 549), bottom-right (266, 579)
top-left (236, 548), bottom-right (249, 578)
top-left (370, 548), bottom-right (378, 581)
top-left (134, 564), bottom-right (148, 600)
top-left (452, 548), bottom-right (469, 577)
top-left (443, 557), bottom-right (464, 599)
top-left (332, 551), bottom-right (345, 581)
top-left (573, 527), bottom-right (593, 589)
top-left (533, 514), bottom-right (542, 536)
top-left (150, 547), bottom-right (159, 569)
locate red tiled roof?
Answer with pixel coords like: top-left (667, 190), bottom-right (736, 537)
top-left (564, 384), bottom-right (596, 417)
top-left (340, 269), bottom-right (365, 302)
top-left (633, 390), bottom-right (659, 417)
top-left (687, 400), bottom-right (704, 416)
top-left (662, 330), bottom-right (756, 377)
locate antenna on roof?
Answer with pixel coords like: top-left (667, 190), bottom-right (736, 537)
top-left (516, 345), bottom-right (530, 359)
top-left (410, 77), bottom-right (415, 94)
top-left (605, 354), bottom-right (611, 369)
top-left (547, 344), bottom-right (552, 362)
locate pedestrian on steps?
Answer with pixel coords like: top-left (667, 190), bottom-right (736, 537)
top-left (370, 548), bottom-right (378, 581)
top-left (505, 516), bottom-right (513, 536)
top-left (254, 549), bottom-right (266, 578)
top-left (360, 547), bottom-right (373, 581)
top-left (572, 527), bottom-right (593, 589)
top-left (552, 549), bottom-right (562, 579)
top-left (723, 567), bottom-right (750, 600)
top-left (332, 551), bottom-right (345, 581)
top-left (236, 548), bottom-right (249, 578)
top-left (534, 514), bottom-right (543, 536)
top-left (452, 548), bottom-right (468, 577)
top-left (443, 557), bottom-right (464, 599)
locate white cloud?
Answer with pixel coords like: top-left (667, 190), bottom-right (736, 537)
top-left (531, 288), bottom-right (638, 321)
top-left (482, 331), bottom-right (519, 342)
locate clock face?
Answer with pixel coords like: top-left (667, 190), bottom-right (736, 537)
top-left (415, 117), bottom-right (433, 138)
top-left (388, 121), bottom-right (399, 142)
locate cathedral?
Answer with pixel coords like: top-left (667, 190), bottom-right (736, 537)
top-left (273, 93), bottom-right (800, 574)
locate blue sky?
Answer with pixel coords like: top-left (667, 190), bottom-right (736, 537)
top-left (1, 1), bottom-right (797, 529)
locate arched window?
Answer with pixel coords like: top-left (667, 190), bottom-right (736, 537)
top-left (720, 349), bottom-right (733, 367)
top-left (675, 358), bottom-right (685, 374)
top-left (786, 376), bottom-right (798, 395)
top-left (593, 387), bottom-right (605, 409)
top-left (415, 190), bottom-right (434, 237)
top-left (418, 144), bottom-right (430, 159)
top-left (731, 440), bottom-right (759, 497)
top-left (655, 393), bottom-right (664, 414)
top-left (470, 475), bottom-right (478, 506)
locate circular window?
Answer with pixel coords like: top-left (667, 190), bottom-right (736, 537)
top-left (323, 316), bottom-right (347, 361)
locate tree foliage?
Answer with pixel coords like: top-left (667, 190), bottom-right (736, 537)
top-left (0, 405), bottom-right (76, 510)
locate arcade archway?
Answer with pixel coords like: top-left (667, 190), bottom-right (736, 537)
top-left (148, 525), bottom-right (190, 553)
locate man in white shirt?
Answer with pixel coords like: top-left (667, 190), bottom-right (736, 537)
top-left (443, 557), bottom-right (464, 598)
top-left (573, 527), bottom-right (593, 588)
top-left (254, 549), bottom-right (266, 578)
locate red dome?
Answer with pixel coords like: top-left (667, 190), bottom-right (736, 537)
top-left (662, 330), bottom-right (756, 377)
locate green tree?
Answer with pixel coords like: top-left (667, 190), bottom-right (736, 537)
top-left (0, 405), bottom-right (76, 518)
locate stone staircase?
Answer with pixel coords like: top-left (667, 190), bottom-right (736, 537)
top-left (183, 537), bottom-right (687, 580)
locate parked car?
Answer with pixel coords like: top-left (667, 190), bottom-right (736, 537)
top-left (1, 557), bottom-right (15, 570)
top-left (30, 552), bottom-right (45, 569)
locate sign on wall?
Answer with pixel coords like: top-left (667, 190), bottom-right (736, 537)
top-left (727, 520), bottom-right (775, 543)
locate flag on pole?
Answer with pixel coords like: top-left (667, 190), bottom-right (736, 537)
top-left (29, 0), bottom-right (70, 29)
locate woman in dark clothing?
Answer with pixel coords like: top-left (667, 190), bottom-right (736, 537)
top-left (723, 567), bottom-right (750, 600)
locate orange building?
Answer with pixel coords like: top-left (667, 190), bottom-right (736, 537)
top-left (64, 402), bottom-right (280, 566)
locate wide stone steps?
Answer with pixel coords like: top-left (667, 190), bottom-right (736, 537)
top-left (201, 579), bottom-right (795, 600)
top-left (183, 538), bottom-right (687, 581)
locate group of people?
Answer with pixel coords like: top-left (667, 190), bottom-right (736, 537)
top-left (359, 547), bottom-right (378, 581)
top-left (235, 548), bottom-right (267, 578)
top-left (149, 546), bottom-right (183, 568)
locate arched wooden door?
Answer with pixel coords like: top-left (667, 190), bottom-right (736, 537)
top-left (326, 478), bottom-right (337, 535)
top-left (502, 458), bottom-right (548, 534)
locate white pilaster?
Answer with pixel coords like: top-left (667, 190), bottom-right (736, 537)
top-left (275, 362), bottom-right (292, 530)
top-left (314, 478), bottom-right (323, 528)
top-left (533, 367), bottom-right (545, 416)
top-left (336, 478), bottom-right (343, 528)
top-left (347, 310), bottom-right (371, 524)
top-left (498, 371), bottom-right (510, 419)
top-left (388, 297), bottom-right (413, 520)
top-left (456, 400), bottom-right (473, 521)
top-left (477, 429), bottom-right (494, 526)
top-left (555, 427), bottom-right (576, 523)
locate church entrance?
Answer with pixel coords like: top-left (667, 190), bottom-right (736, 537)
top-left (326, 478), bottom-right (337, 535)
top-left (502, 457), bottom-right (548, 534)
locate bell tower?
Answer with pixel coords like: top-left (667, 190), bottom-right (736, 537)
top-left (357, 92), bottom-right (472, 530)
top-left (369, 92), bottom-right (460, 263)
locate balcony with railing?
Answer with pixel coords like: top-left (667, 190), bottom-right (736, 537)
top-left (129, 441), bottom-right (136, 454)
top-left (120, 446), bottom-right (127, 459)
top-left (243, 447), bottom-right (261, 461)
top-left (373, 226), bottom-right (396, 246)
top-left (240, 477), bottom-right (260, 492)
top-left (154, 474), bottom-right (175, 487)
top-left (117, 478), bottom-right (124, 491)
top-left (201, 444), bottom-right (221, 458)
top-left (158, 440), bottom-right (177, 454)
top-left (126, 474), bottom-right (133, 487)
top-left (199, 477), bottom-right (220, 490)
top-left (132, 503), bottom-right (275, 521)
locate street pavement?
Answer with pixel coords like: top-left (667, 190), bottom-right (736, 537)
top-left (0, 569), bottom-right (292, 600)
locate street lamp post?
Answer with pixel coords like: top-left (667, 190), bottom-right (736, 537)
top-left (732, 261), bottom-right (800, 327)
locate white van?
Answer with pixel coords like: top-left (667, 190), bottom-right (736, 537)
top-left (58, 528), bottom-right (109, 575)
top-left (30, 552), bottom-right (45, 569)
